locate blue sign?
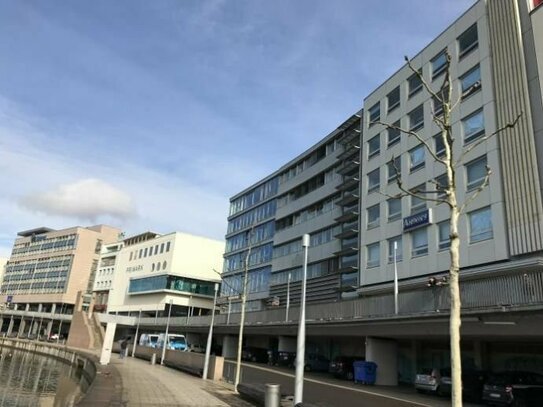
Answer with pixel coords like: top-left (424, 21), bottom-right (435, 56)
top-left (403, 209), bottom-right (432, 232)
top-left (6, 295), bottom-right (13, 303)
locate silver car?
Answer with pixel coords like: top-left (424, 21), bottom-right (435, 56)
top-left (415, 368), bottom-right (449, 394)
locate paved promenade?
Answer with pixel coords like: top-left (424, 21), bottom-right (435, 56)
top-left (81, 355), bottom-right (252, 407)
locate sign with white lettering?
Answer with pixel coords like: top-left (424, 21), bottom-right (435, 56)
top-left (403, 209), bottom-right (432, 232)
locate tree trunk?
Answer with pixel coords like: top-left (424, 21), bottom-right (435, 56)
top-left (449, 205), bottom-right (462, 407)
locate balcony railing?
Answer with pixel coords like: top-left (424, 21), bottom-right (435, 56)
top-left (137, 269), bottom-right (543, 328)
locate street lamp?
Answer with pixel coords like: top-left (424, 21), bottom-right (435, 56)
top-left (286, 272), bottom-right (292, 322)
top-left (394, 241), bottom-right (399, 315)
top-left (203, 282), bottom-right (219, 380)
top-left (294, 234), bottom-right (310, 405)
top-left (160, 299), bottom-right (173, 365)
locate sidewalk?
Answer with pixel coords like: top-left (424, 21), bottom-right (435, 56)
top-left (109, 356), bottom-right (253, 407)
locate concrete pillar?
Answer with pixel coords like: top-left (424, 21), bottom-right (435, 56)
top-left (222, 335), bottom-right (238, 359)
top-left (366, 337), bottom-right (398, 386)
top-left (7, 317), bottom-right (14, 335)
top-left (100, 322), bottom-right (117, 365)
top-left (51, 304), bottom-right (56, 314)
top-left (278, 336), bottom-right (296, 352)
top-left (31, 320), bottom-right (39, 335)
top-left (46, 320), bottom-right (53, 337)
top-left (18, 318), bottom-right (26, 336)
top-left (38, 304), bottom-right (43, 313)
top-left (25, 304), bottom-right (30, 311)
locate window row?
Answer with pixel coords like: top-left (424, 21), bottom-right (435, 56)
top-left (129, 275), bottom-right (216, 296)
top-left (367, 101), bottom-right (484, 163)
top-left (220, 266), bottom-right (271, 297)
top-left (273, 225), bottom-right (342, 259)
top-left (5, 256), bottom-right (73, 273)
top-left (367, 24), bottom-right (479, 126)
top-left (11, 234), bottom-right (78, 257)
top-left (277, 168), bottom-right (336, 208)
top-left (225, 221), bottom-right (275, 254)
top-left (275, 194), bottom-right (338, 232)
top-left (223, 243), bottom-right (274, 273)
top-left (366, 206), bottom-right (493, 268)
top-left (278, 140), bottom-right (338, 185)
top-left (229, 177), bottom-right (279, 216)
top-left (269, 258), bottom-right (338, 286)
top-left (227, 200), bottom-right (277, 234)
top-left (367, 150), bottom-right (488, 198)
top-left (129, 241), bottom-right (171, 261)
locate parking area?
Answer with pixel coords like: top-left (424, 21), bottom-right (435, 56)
top-left (225, 360), bottom-right (484, 407)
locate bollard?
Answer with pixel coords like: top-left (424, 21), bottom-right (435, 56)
top-left (265, 383), bottom-right (281, 407)
top-left (150, 353), bottom-right (156, 365)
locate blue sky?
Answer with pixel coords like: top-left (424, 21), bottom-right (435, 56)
top-left (0, 0), bottom-right (474, 256)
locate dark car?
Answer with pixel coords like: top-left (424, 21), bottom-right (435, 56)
top-left (276, 351), bottom-right (296, 368)
top-left (241, 347), bottom-right (268, 363)
top-left (304, 353), bottom-right (329, 372)
top-left (482, 371), bottom-right (543, 406)
top-left (439, 370), bottom-right (488, 401)
top-left (267, 349), bottom-right (279, 366)
top-left (329, 356), bottom-right (363, 380)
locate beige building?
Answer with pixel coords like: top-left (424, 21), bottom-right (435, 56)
top-left (106, 231), bottom-right (223, 318)
top-left (0, 225), bottom-right (121, 319)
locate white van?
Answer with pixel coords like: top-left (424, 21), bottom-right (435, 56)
top-left (156, 334), bottom-right (187, 351)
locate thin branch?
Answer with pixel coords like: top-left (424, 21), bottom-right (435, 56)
top-left (459, 166), bottom-right (492, 214)
top-left (455, 112), bottom-right (522, 166)
top-left (374, 120), bottom-right (446, 166)
top-left (404, 54), bottom-right (443, 103)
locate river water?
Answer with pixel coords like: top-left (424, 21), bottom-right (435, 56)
top-left (0, 348), bottom-right (86, 407)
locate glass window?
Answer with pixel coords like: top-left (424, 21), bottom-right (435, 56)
top-left (435, 174), bottom-right (448, 198)
top-left (154, 245), bottom-right (159, 255)
top-left (387, 156), bottom-right (401, 183)
top-left (434, 134), bottom-right (446, 157)
top-left (368, 169), bottom-right (380, 193)
top-left (410, 144), bottom-right (425, 172)
top-left (433, 96), bottom-right (444, 117)
top-left (411, 184), bottom-right (427, 214)
top-left (367, 204), bottom-right (380, 229)
top-left (369, 102), bottom-right (380, 125)
top-left (160, 243), bottom-right (165, 253)
top-left (387, 121), bottom-right (401, 147)
top-left (129, 252), bottom-right (133, 261)
top-left (367, 243), bottom-right (380, 268)
top-left (458, 23), bottom-right (478, 58)
top-left (144, 247), bottom-right (148, 257)
top-left (166, 242), bottom-right (171, 252)
top-left (411, 228), bottom-right (428, 257)
top-left (466, 155), bottom-right (487, 191)
top-left (368, 135), bottom-right (381, 158)
top-left (461, 65), bottom-right (481, 98)
top-left (409, 105), bottom-right (424, 131)
top-left (463, 109), bottom-right (485, 144)
top-left (388, 236), bottom-right (403, 262)
top-left (438, 222), bottom-right (451, 250)
top-left (431, 50), bottom-right (447, 79)
top-left (469, 206), bottom-right (493, 243)
top-left (138, 249), bottom-right (143, 259)
top-left (163, 261), bottom-right (167, 270)
top-left (388, 198), bottom-right (402, 222)
top-left (408, 72), bottom-right (423, 97)
top-left (157, 262), bottom-right (161, 271)
top-left (387, 87), bottom-right (400, 112)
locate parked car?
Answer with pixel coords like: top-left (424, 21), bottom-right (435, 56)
top-left (482, 371), bottom-right (543, 406)
top-left (439, 370), bottom-right (488, 401)
top-left (415, 367), bottom-right (449, 394)
top-left (267, 349), bottom-right (279, 366)
top-left (304, 353), bottom-right (330, 372)
top-left (276, 351), bottom-right (296, 368)
top-left (241, 347), bottom-right (268, 363)
top-left (329, 356), bottom-right (364, 380)
top-left (188, 343), bottom-right (205, 353)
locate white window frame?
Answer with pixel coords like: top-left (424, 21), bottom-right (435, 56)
top-left (461, 65), bottom-right (481, 99)
top-left (438, 221), bottom-right (451, 251)
top-left (463, 109), bottom-right (485, 144)
top-left (368, 102), bottom-right (380, 126)
top-left (367, 204), bottom-right (380, 230)
top-left (411, 184), bottom-right (427, 215)
top-left (367, 169), bottom-right (380, 194)
top-left (409, 144), bottom-right (425, 172)
top-left (409, 105), bottom-right (424, 131)
top-left (387, 122), bottom-right (401, 147)
top-left (411, 228), bottom-right (429, 257)
top-left (387, 156), bottom-right (401, 183)
top-left (431, 49), bottom-right (447, 80)
top-left (387, 87), bottom-right (400, 113)
top-left (458, 23), bottom-right (478, 59)
top-left (469, 206), bottom-right (493, 243)
top-left (368, 134), bottom-right (381, 159)
top-left (388, 198), bottom-right (402, 222)
top-left (408, 72), bottom-right (423, 98)
top-left (466, 155), bottom-right (487, 191)
top-left (366, 243), bottom-right (380, 268)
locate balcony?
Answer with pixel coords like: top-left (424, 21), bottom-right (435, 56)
top-left (336, 192), bottom-right (359, 207)
top-left (336, 177), bottom-right (359, 192)
top-left (334, 208), bottom-right (359, 224)
top-left (337, 160), bottom-right (360, 176)
top-left (337, 146), bottom-right (360, 161)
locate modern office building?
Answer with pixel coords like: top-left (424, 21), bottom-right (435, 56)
top-left (220, 112), bottom-right (362, 313)
top-left (106, 231), bottom-right (223, 318)
top-left (92, 241), bottom-right (124, 312)
top-left (0, 224), bottom-right (121, 336)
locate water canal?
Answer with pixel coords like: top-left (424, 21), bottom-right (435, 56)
top-left (0, 347), bottom-right (90, 406)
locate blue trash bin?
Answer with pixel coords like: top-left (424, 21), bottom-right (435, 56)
top-left (354, 361), bottom-right (377, 385)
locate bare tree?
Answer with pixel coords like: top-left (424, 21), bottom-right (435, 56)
top-left (374, 52), bottom-right (521, 407)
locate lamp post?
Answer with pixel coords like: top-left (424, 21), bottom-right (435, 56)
top-left (160, 299), bottom-right (173, 365)
top-left (203, 283), bottom-right (219, 380)
top-left (286, 272), bottom-right (292, 322)
top-left (394, 241), bottom-right (399, 315)
top-left (294, 234), bottom-right (310, 405)
top-left (132, 308), bottom-right (142, 357)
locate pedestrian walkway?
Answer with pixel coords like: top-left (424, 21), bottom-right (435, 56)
top-left (109, 356), bottom-right (253, 407)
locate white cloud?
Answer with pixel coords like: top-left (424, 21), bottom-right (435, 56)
top-left (19, 178), bottom-right (136, 221)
